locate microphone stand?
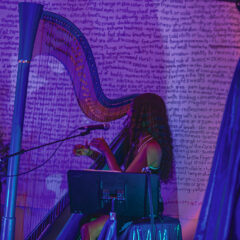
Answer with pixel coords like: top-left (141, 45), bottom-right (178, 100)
top-left (0, 129), bottom-right (92, 231)
top-left (0, 130), bottom-right (91, 164)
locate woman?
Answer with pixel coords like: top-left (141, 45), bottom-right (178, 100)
top-left (74, 93), bottom-right (173, 240)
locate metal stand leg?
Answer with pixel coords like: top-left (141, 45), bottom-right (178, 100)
top-left (98, 198), bottom-right (117, 240)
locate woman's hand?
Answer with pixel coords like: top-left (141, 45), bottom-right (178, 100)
top-left (73, 144), bottom-right (93, 156)
top-left (89, 138), bottom-right (111, 155)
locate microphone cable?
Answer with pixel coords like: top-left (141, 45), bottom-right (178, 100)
top-left (2, 127), bottom-right (82, 178)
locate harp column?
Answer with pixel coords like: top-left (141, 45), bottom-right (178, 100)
top-left (0, 3), bottom-right (43, 240)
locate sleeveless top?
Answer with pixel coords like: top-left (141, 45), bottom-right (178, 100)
top-left (137, 135), bottom-right (161, 173)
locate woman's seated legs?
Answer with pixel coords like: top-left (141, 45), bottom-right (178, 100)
top-left (81, 215), bottom-right (109, 240)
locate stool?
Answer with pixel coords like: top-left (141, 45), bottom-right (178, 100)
top-left (118, 216), bottom-right (182, 240)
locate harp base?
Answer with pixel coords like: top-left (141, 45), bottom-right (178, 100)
top-left (1, 216), bottom-right (15, 240)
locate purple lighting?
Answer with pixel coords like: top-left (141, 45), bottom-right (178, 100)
top-left (0, 1), bottom-right (239, 239)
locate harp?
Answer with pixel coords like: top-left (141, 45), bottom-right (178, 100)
top-left (2, 2), bottom-right (137, 239)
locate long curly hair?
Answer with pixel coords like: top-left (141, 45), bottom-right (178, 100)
top-left (123, 93), bottom-right (173, 182)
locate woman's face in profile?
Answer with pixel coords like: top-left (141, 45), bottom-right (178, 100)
top-left (124, 102), bottom-right (134, 127)
top-left (126, 107), bottom-right (132, 118)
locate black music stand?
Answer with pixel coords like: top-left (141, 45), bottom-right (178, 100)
top-left (67, 170), bottom-right (160, 239)
top-left (67, 170), bottom-right (159, 218)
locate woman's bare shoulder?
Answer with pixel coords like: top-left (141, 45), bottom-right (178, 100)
top-left (141, 138), bottom-right (161, 152)
top-left (145, 139), bottom-right (162, 169)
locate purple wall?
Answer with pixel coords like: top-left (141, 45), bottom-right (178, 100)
top-left (0, 0), bottom-right (240, 239)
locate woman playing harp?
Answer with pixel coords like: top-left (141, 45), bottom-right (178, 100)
top-left (74, 93), bottom-right (173, 240)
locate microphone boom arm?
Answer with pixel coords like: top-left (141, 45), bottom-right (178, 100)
top-left (1, 130), bottom-right (92, 162)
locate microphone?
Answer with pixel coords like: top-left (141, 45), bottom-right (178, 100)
top-left (78, 123), bottom-right (110, 131)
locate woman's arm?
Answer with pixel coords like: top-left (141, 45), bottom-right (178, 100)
top-left (88, 138), bottom-right (162, 173)
top-left (73, 144), bottom-right (101, 161)
top-left (89, 138), bottom-right (122, 172)
top-left (126, 141), bottom-right (162, 173)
